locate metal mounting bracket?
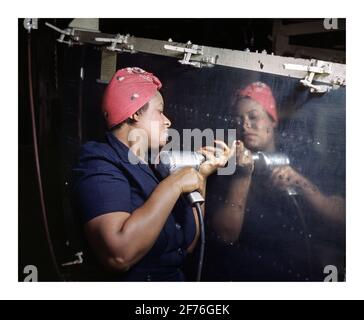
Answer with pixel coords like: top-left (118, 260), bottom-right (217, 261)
top-left (95, 34), bottom-right (135, 53)
top-left (62, 252), bottom-right (84, 267)
top-left (164, 40), bottom-right (215, 68)
top-left (283, 60), bottom-right (334, 93)
top-left (23, 18), bottom-right (38, 33)
top-left (45, 22), bottom-right (78, 46)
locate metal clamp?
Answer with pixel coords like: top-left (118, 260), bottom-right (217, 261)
top-left (95, 34), bottom-right (135, 53)
top-left (283, 60), bottom-right (333, 93)
top-left (23, 18), bottom-right (38, 33)
top-left (61, 252), bottom-right (83, 267)
top-left (45, 22), bottom-right (76, 46)
top-left (164, 40), bottom-right (215, 68)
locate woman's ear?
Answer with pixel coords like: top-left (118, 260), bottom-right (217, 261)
top-left (130, 112), bottom-right (140, 122)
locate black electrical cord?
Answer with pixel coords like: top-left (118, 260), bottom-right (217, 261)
top-left (27, 32), bottom-right (63, 280)
top-left (194, 202), bottom-right (205, 282)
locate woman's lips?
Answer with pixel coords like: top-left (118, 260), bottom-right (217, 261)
top-left (244, 133), bottom-right (257, 138)
top-left (161, 130), bottom-right (169, 140)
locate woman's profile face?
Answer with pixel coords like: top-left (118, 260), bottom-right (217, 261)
top-left (233, 97), bottom-right (277, 152)
top-left (136, 91), bottom-right (171, 148)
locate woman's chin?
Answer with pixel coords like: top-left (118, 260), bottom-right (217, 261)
top-left (159, 134), bottom-right (170, 146)
top-left (159, 139), bottom-right (168, 147)
top-left (244, 141), bottom-right (260, 152)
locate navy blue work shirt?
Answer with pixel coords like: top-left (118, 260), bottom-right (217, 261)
top-left (72, 132), bottom-right (196, 281)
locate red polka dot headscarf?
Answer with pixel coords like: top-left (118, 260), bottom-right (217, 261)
top-left (102, 67), bottom-right (162, 129)
top-left (237, 82), bottom-right (278, 122)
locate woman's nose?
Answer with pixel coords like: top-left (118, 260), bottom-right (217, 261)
top-left (163, 114), bottom-right (171, 127)
top-left (243, 117), bottom-right (251, 129)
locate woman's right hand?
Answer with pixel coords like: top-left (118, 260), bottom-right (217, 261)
top-left (168, 167), bottom-right (205, 195)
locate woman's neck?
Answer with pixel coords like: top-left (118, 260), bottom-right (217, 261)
top-left (112, 126), bottom-right (148, 163)
top-left (264, 141), bottom-right (276, 152)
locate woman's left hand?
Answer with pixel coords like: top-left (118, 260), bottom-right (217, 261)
top-left (270, 165), bottom-right (305, 192)
top-left (198, 140), bottom-right (234, 178)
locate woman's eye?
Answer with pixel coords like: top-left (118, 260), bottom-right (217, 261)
top-left (234, 117), bottom-right (242, 124)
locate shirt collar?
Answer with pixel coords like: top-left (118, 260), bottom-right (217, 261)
top-left (106, 131), bottom-right (159, 182)
top-left (106, 131), bottom-right (139, 163)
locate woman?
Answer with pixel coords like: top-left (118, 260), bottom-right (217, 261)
top-left (208, 81), bottom-right (345, 281)
top-left (72, 67), bottom-right (229, 281)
